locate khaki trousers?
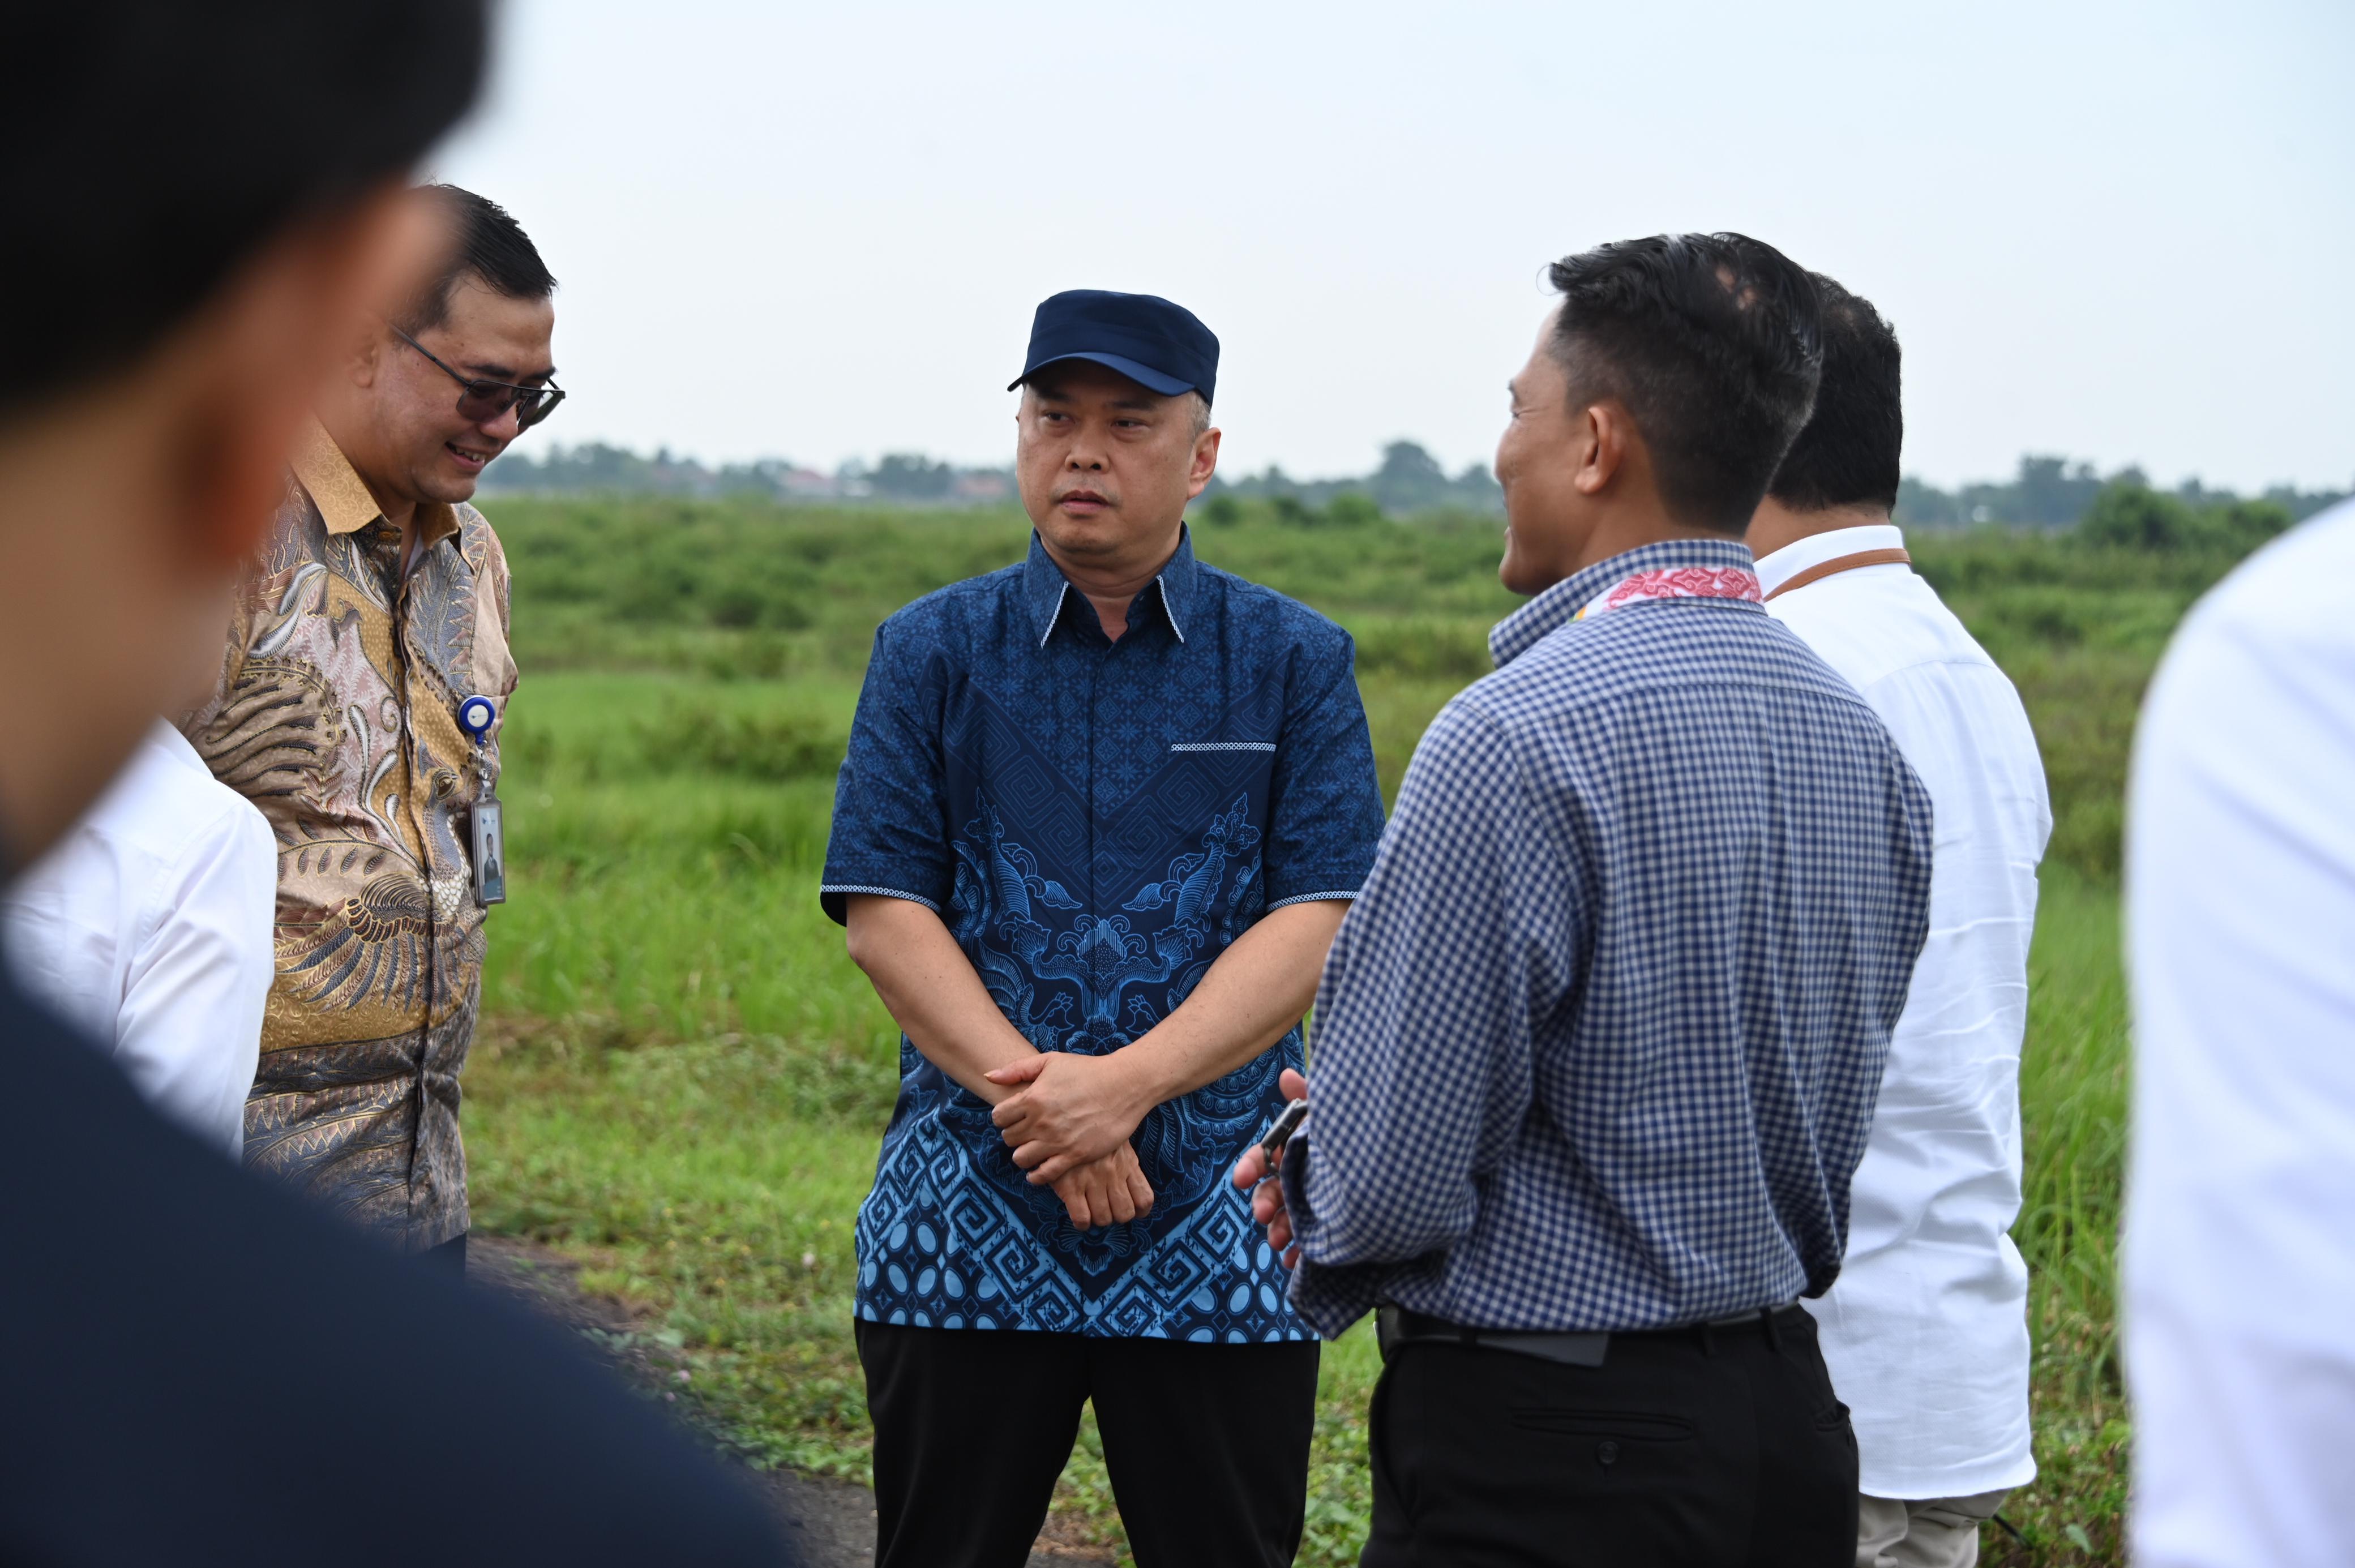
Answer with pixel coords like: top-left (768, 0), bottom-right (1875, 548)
top-left (1856, 1489), bottom-right (2010, 1568)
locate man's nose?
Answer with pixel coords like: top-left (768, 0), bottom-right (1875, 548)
top-left (476, 400), bottom-right (524, 443)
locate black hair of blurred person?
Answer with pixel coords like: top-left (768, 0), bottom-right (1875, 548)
top-left (1546, 233), bottom-right (1824, 534)
top-left (398, 185), bottom-right (558, 335)
top-left (0, 1), bottom-right (487, 416)
top-left (1767, 276), bottom-right (1903, 513)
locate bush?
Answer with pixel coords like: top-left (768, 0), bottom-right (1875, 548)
top-left (2076, 482), bottom-right (2290, 555)
top-left (1350, 619), bottom-right (1492, 680)
top-left (2212, 499), bottom-right (2293, 554)
top-left (635, 703), bottom-right (846, 782)
top-left (2076, 483), bottom-right (2195, 550)
top-left (710, 584), bottom-right (765, 628)
top-left (615, 560), bottom-right (703, 621)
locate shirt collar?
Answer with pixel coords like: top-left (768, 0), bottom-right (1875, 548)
top-left (1156, 525), bottom-right (1198, 642)
top-left (1752, 522), bottom-right (1906, 598)
top-left (1489, 535), bottom-right (1757, 669)
top-left (290, 418), bottom-right (461, 549)
top-left (1023, 525), bottom-right (1198, 649)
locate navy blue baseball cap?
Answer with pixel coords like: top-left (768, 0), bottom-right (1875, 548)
top-left (1009, 289), bottom-right (1219, 406)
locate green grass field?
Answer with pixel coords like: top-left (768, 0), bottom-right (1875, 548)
top-left (464, 498), bottom-right (2225, 1564)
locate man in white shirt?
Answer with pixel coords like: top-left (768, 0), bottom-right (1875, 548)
top-left (2, 719), bottom-right (275, 1155)
top-left (2123, 494), bottom-right (2355, 1568)
top-left (1747, 276), bottom-right (2051, 1568)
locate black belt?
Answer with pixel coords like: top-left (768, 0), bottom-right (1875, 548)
top-left (1375, 1303), bottom-right (1806, 1369)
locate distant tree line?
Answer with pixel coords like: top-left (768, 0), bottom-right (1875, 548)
top-left (482, 439), bottom-right (2348, 535)
top-left (482, 437), bottom-right (1503, 516)
top-left (1201, 441), bottom-right (1505, 517)
top-left (2069, 481), bottom-right (2311, 556)
top-left (477, 442), bottom-right (725, 493)
top-left (1898, 455), bottom-right (2346, 529)
top-left (478, 443), bottom-right (1014, 504)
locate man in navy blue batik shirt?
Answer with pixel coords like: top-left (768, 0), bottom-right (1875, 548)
top-left (823, 290), bottom-right (1384, 1568)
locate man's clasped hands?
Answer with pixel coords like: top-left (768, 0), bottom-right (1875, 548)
top-left (988, 1055), bottom-right (1305, 1267)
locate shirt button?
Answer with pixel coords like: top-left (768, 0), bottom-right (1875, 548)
top-left (1597, 1441), bottom-right (1620, 1466)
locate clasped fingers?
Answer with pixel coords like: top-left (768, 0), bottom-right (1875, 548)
top-left (1051, 1146), bottom-right (1157, 1231)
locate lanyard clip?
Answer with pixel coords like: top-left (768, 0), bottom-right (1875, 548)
top-left (457, 695), bottom-right (506, 908)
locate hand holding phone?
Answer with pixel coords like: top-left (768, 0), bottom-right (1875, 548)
top-left (1233, 1070), bottom-right (1309, 1266)
top-left (1256, 1098), bottom-right (1309, 1178)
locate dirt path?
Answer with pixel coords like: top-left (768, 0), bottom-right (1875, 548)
top-left (468, 1236), bottom-right (1112, 1567)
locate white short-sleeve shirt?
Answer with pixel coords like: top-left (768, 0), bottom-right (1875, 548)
top-left (2125, 498), bottom-right (2355, 1567)
top-left (1, 721), bottom-right (276, 1155)
top-left (1762, 524), bottom-right (2051, 1501)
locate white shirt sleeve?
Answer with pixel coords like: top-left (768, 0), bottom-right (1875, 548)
top-left (1, 723), bottom-right (275, 1159)
top-left (2125, 500), bottom-right (2355, 1568)
top-left (115, 800), bottom-right (276, 1158)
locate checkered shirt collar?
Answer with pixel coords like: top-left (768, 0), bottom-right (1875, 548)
top-left (1488, 536), bottom-right (1758, 670)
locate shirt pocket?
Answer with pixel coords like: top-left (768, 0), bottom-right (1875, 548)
top-left (1161, 737), bottom-right (1279, 813)
top-left (1167, 740), bottom-right (1277, 756)
top-left (1119, 741), bottom-right (1281, 931)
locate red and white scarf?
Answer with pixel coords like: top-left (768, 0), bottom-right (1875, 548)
top-left (1577, 565), bottom-right (1763, 621)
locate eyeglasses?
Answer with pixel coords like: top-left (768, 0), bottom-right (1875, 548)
top-left (391, 325), bottom-right (566, 431)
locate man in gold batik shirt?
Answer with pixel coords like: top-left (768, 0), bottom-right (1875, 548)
top-left (187, 187), bottom-right (561, 1264)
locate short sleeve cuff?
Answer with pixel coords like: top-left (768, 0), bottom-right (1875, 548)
top-left (1266, 889), bottom-right (1361, 911)
top-left (819, 881), bottom-right (943, 927)
top-left (1261, 861), bottom-right (1373, 911)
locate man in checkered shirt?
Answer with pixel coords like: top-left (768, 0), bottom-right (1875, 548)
top-left (1236, 235), bottom-right (1934, 1565)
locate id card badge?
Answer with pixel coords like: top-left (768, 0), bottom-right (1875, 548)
top-left (470, 794), bottom-right (507, 906)
top-left (459, 694), bottom-right (507, 908)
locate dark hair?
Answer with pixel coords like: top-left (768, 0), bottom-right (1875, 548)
top-left (1767, 276), bottom-right (1902, 512)
top-left (399, 185), bottom-right (558, 335)
top-left (1547, 233), bottom-right (1823, 534)
top-left (0, 2), bottom-right (487, 415)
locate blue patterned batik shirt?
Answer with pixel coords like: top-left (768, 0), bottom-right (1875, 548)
top-left (823, 528), bottom-right (1384, 1340)
top-left (1282, 538), bottom-right (1935, 1339)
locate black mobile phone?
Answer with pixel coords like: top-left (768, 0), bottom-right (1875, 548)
top-left (1257, 1099), bottom-right (1309, 1173)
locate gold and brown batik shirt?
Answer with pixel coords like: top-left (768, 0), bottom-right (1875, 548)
top-left (186, 422), bottom-right (517, 1250)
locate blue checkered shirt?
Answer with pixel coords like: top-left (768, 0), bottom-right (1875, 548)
top-left (1282, 537), bottom-right (1933, 1336)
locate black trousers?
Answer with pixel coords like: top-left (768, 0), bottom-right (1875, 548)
top-left (855, 1319), bottom-right (1319, 1568)
top-left (1363, 1306), bottom-right (1857, 1567)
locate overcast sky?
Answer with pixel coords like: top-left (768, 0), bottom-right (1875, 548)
top-left (433, 0), bottom-right (2352, 491)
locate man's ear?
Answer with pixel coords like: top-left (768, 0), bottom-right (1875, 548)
top-left (1575, 402), bottom-right (1628, 496)
top-left (1185, 426), bottom-right (1222, 500)
top-left (349, 325), bottom-right (386, 390)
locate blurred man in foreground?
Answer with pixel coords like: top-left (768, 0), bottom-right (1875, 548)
top-left (2, 718), bottom-right (275, 1156)
top-left (2125, 494), bottom-right (2355, 1567)
top-left (825, 289), bottom-right (1384, 1566)
top-left (185, 182), bottom-right (555, 1268)
top-left (1239, 234), bottom-right (1935, 1565)
top-left (0, 6), bottom-right (787, 1562)
top-left (1748, 279), bottom-right (2050, 1567)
